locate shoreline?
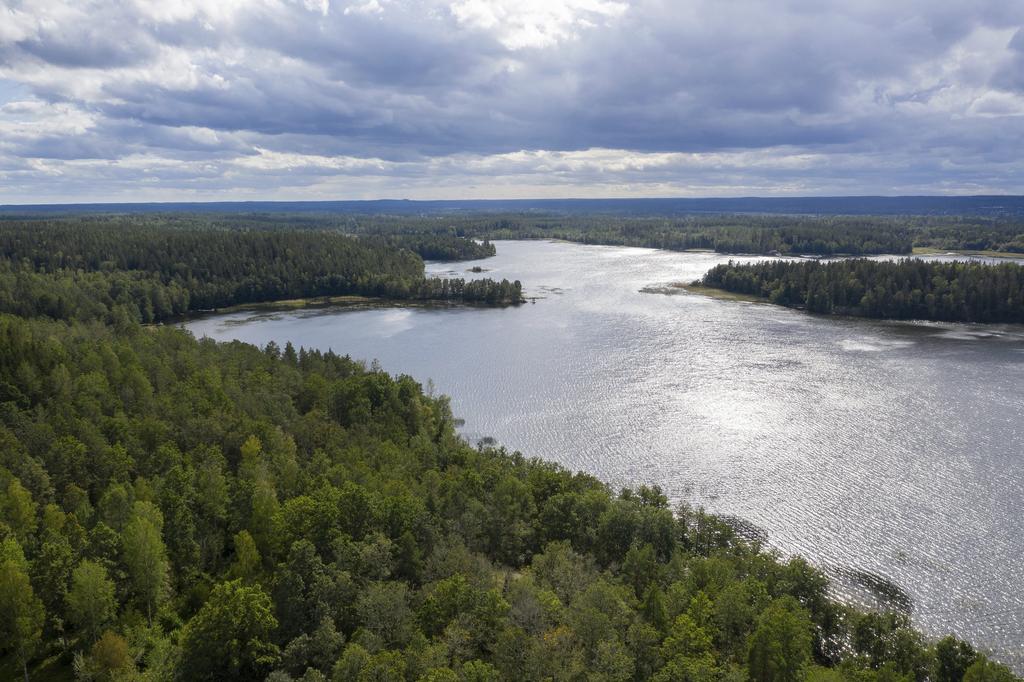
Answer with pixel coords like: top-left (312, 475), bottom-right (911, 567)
top-left (641, 281), bottom-right (770, 303)
top-left (177, 293), bottom-right (527, 322)
top-left (687, 282), bottom-right (1024, 328)
top-left (646, 280), bottom-right (1024, 329)
top-left (912, 246), bottom-right (1024, 260)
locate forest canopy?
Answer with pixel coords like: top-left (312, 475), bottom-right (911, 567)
top-left (0, 218), bottom-right (520, 323)
top-left (306, 212), bottom-right (1024, 257)
top-left (1, 314), bottom-right (1017, 682)
top-left (700, 258), bottom-right (1024, 323)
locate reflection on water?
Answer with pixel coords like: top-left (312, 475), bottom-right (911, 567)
top-left (186, 241), bottom-right (1024, 667)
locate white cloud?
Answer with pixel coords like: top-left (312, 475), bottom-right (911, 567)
top-left (343, 0), bottom-right (384, 16)
top-left (967, 91), bottom-right (1024, 118)
top-left (0, 99), bottom-right (96, 141)
top-left (233, 147), bottom-right (395, 171)
top-left (451, 0), bottom-right (627, 49)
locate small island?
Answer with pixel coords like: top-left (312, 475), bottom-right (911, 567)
top-left (699, 258), bottom-right (1024, 323)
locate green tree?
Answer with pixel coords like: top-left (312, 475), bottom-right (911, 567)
top-left (934, 637), bottom-right (976, 682)
top-left (98, 482), bottom-right (133, 532)
top-left (747, 598), bottom-right (813, 682)
top-left (355, 581), bottom-right (416, 648)
top-left (194, 453), bottom-right (230, 571)
top-left (75, 630), bottom-right (135, 680)
top-left (461, 660), bottom-right (500, 682)
top-left (661, 613), bottom-right (713, 661)
top-left (31, 531), bottom-right (74, 631)
top-left (641, 584), bottom-right (669, 632)
top-left (0, 540), bottom-right (45, 682)
top-left (420, 668), bottom-right (459, 682)
top-left (713, 579), bottom-right (765, 657)
top-left (359, 650), bottom-right (406, 682)
top-left (230, 529), bottom-right (262, 582)
top-left (249, 481), bottom-right (281, 559)
top-left (66, 559), bottom-right (117, 642)
top-left (178, 579), bottom-right (280, 681)
top-left (623, 543), bottom-right (660, 598)
top-left (593, 638), bottom-right (635, 682)
top-left (121, 511), bottom-right (169, 622)
top-left (531, 541), bottom-right (597, 604)
top-left (963, 657), bottom-right (1017, 682)
top-left (158, 464), bottom-right (201, 584)
top-left (332, 643), bottom-right (372, 682)
top-left (2, 478), bottom-right (37, 545)
top-left (280, 615), bottom-right (345, 678)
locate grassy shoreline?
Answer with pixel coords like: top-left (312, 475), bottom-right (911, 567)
top-left (200, 294), bottom-right (383, 314)
top-left (682, 282), bottom-right (769, 303)
top-left (642, 281), bottom-right (770, 303)
top-left (180, 293), bottom-right (527, 321)
top-left (912, 246), bottom-right (1024, 259)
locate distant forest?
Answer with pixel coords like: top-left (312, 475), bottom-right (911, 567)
top-left (457, 215), bottom-right (1024, 257)
top-left (0, 218), bottom-right (519, 323)
top-left (200, 212), bottom-right (1023, 257)
top-left (700, 259), bottom-right (1024, 323)
top-left (7, 212), bottom-right (1023, 261)
top-left (3, 214), bottom-right (1022, 327)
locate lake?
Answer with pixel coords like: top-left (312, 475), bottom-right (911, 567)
top-left (185, 240), bottom-right (1024, 665)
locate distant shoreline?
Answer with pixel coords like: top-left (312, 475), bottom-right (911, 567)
top-left (911, 246), bottom-right (1024, 260)
top-left (179, 293), bottom-right (525, 322)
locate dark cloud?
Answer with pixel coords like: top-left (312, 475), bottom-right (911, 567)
top-left (16, 32), bottom-right (155, 69)
top-left (0, 0), bottom-right (1022, 201)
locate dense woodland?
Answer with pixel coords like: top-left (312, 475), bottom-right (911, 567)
top-left (468, 216), bottom-right (915, 256)
top-left (912, 222), bottom-right (1024, 254)
top-left (367, 236), bottom-right (496, 262)
top-left (0, 216), bottom-right (497, 264)
top-left (5, 212), bottom-right (1023, 263)
top-left (0, 214), bottom-right (1019, 681)
top-left (0, 314), bottom-right (1018, 682)
top-left (0, 219), bottom-right (520, 322)
top-left (699, 258), bottom-right (1024, 323)
top-left (328, 213), bottom-right (1024, 257)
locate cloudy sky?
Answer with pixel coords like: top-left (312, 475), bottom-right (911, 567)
top-left (1, 0), bottom-right (1023, 202)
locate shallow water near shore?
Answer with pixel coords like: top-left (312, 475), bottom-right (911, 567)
top-left (186, 240), bottom-right (1024, 667)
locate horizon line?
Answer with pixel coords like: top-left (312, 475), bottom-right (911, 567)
top-left (3, 193), bottom-right (1024, 208)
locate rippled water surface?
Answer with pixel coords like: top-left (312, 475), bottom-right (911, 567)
top-left (186, 240), bottom-right (1024, 664)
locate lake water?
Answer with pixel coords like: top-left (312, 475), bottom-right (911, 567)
top-left (185, 240), bottom-right (1024, 665)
